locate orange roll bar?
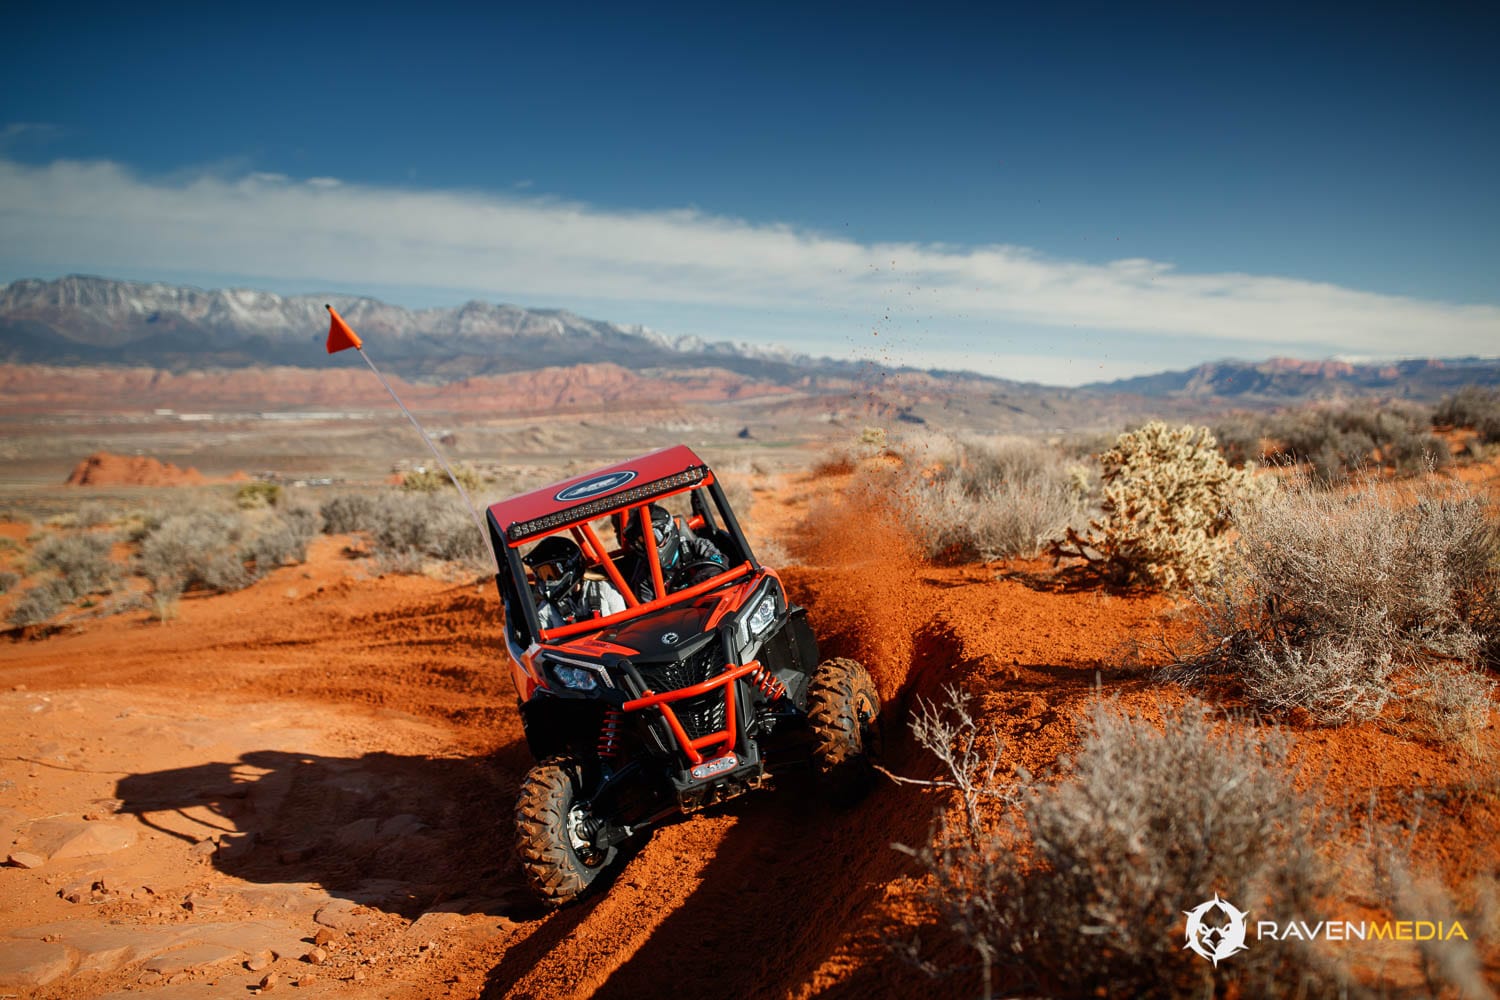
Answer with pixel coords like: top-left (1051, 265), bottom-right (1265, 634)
top-left (639, 505), bottom-right (668, 604)
top-left (579, 521), bottom-right (640, 608)
top-left (622, 660), bottom-right (757, 765)
top-left (537, 562), bottom-right (751, 642)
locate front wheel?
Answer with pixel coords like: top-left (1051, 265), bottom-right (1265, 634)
top-left (515, 757), bottom-right (618, 905)
top-left (806, 658), bottom-right (881, 798)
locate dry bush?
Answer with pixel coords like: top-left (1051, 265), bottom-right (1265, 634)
top-left (1434, 385), bottom-right (1500, 443)
top-left (0, 570), bottom-right (19, 594)
top-left (1175, 472), bottom-right (1497, 741)
top-left (320, 490), bottom-right (487, 572)
top-left (31, 533), bottom-right (117, 596)
top-left (400, 464), bottom-right (483, 493)
top-left (8, 577), bottom-right (74, 627)
top-left (136, 506), bottom-right (322, 603)
top-left (901, 435), bottom-right (1083, 562)
top-left (892, 692), bottom-right (1344, 998)
top-left (138, 511), bottom-right (254, 597)
top-left (1050, 421), bottom-right (1266, 589)
top-left (236, 481), bottom-right (283, 509)
top-left (363, 492), bottom-right (489, 573)
top-left (247, 506), bottom-right (320, 569)
top-left (319, 493), bottom-right (377, 534)
top-left (1268, 401), bottom-right (1448, 480)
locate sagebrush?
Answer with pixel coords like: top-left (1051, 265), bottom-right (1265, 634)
top-left (320, 490), bottom-right (487, 574)
top-left (900, 435), bottom-right (1084, 562)
top-left (137, 505), bottom-right (320, 601)
top-left (1434, 385), bottom-right (1500, 444)
top-left (1215, 400), bottom-right (1450, 479)
top-left (893, 692), bottom-right (1345, 998)
top-left (1174, 472), bottom-right (1497, 741)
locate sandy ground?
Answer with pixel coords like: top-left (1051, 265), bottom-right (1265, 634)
top-left (1, 462), bottom-right (1497, 998)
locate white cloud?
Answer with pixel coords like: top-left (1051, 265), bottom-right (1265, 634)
top-left (1, 156), bottom-right (1496, 370)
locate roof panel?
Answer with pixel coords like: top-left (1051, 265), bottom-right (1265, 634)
top-left (488, 444), bottom-right (707, 537)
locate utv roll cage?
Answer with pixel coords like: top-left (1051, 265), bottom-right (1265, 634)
top-left (486, 445), bottom-right (759, 651)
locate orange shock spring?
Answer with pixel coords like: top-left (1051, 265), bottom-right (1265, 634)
top-left (597, 708), bottom-right (624, 760)
top-left (749, 665), bottom-right (787, 701)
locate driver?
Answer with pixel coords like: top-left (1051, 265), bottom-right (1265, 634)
top-left (622, 503), bottom-right (726, 601)
top-left (523, 536), bottom-right (626, 630)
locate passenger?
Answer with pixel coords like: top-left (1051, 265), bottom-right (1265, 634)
top-left (524, 536), bottom-right (625, 629)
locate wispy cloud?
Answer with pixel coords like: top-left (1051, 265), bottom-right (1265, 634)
top-left (1, 157), bottom-right (1495, 368)
top-left (0, 123), bottom-right (66, 149)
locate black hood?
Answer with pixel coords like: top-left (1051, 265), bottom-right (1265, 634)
top-left (601, 604), bottom-right (716, 662)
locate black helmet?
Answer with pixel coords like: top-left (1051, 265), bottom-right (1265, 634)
top-left (624, 504), bottom-right (680, 567)
top-left (524, 536), bottom-right (583, 602)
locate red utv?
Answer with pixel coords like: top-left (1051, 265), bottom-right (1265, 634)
top-left (487, 445), bottom-right (879, 904)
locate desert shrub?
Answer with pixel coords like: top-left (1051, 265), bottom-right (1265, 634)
top-left (247, 521), bottom-right (301, 571)
top-left (31, 533), bottom-right (116, 595)
top-left (0, 570), bottom-right (19, 594)
top-left (1175, 472), bottom-right (1497, 738)
top-left (1050, 421), bottom-right (1266, 589)
top-left (1402, 662), bottom-right (1495, 755)
top-left (893, 692), bottom-right (1342, 998)
top-left (137, 511), bottom-right (254, 596)
top-left (400, 464), bottom-right (483, 494)
top-left (1434, 385), bottom-right (1500, 443)
top-left (1265, 400), bottom-right (1448, 479)
top-left (47, 501), bottom-right (118, 530)
top-left (363, 492), bottom-right (488, 572)
top-left (320, 493), bottom-right (376, 534)
top-left (271, 506), bottom-right (321, 561)
top-left (8, 577), bottom-right (74, 627)
top-left (236, 481), bottom-right (283, 509)
top-left (858, 426), bottom-right (889, 453)
top-left (899, 436), bottom-right (1083, 562)
top-left (1211, 411), bottom-right (1272, 467)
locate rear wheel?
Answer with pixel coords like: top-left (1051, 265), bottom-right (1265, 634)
top-left (806, 658), bottom-right (881, 796)
top-left (515, 757), bottom-right (617, 904)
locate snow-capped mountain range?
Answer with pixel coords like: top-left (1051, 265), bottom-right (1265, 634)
top-left (0, 275), bottom-right (820, 380)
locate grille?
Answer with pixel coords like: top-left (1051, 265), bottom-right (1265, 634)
top-left (637, 644), bottom-right (728, 742)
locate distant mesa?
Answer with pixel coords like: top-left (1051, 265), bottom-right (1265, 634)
top-left (66, 452), bottom-right (206, 487)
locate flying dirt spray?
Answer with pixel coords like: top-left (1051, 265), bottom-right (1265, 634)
top-left (324, 304), bottom-right (495, 562)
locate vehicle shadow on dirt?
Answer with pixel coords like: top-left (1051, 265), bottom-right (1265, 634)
top-left (113, 740), bottom-right (541, 918)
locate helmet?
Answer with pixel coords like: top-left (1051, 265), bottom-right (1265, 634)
top-left (524, 536), bottom-right (584, 603)
top-left (623, 504), bottom-right (680, 568)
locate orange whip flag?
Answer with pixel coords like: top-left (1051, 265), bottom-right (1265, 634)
top-left (321, 304), bottom-right (492, 561)
top-left (325, 304), bottom-right (364, 353)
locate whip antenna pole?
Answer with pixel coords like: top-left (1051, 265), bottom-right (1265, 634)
top-left (324, 304), bottom-right (495, 563)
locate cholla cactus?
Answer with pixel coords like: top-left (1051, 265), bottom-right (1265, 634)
top-left (1051, 421), bottom-right (1265, 589)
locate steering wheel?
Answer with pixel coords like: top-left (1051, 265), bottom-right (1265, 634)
top-left (678, 559), bottom-right (728, 587)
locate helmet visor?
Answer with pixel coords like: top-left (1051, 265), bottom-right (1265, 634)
top-left (629, 516), bottom-right (673, 551)
top-left (534, 561), bottom-right (564, 584)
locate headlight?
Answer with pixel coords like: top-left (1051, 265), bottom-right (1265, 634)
top-left (736, 581), bottom-right (784, 659)
top-left (746, 593), bottom-right (777, 637)
top-left (551, 663), bottom-right (599, 692)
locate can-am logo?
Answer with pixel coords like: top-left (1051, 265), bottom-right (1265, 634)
top-left (554, 470), bottom-right (637, 502)
top-left (1184, 895), bottom-right (1249, 967)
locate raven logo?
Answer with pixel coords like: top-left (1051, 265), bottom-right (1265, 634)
top-left (1183, 895), bottom-right (1249, 966)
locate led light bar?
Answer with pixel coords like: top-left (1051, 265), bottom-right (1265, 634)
top-left (508, 466), bottom-right (708, 541)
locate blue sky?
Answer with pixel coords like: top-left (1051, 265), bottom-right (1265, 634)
top-left (2, 4), bottom-right (1497, 384)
